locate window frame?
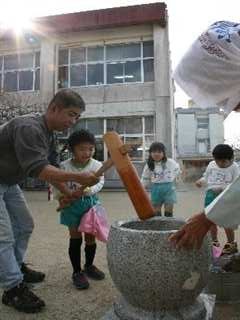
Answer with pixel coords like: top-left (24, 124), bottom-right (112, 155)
top-left (65, 115), bottom-right (155, 162)
top-left (0, 51), bottom-right (40, 93)
top-left (57, 40), bottom-right (154, 89)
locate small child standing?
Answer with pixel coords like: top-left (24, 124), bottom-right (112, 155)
top-left (54, 129), bottom-right (105, 290)
top-left (141, 142), bottom-right (180, 217)
top-left (195, 144), bottom-right (240, 255)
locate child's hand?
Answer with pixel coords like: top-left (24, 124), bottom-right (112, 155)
top-left (195, 180), bottom-right (202, 188)
top-left (71, 186), bottom-right (85, 199)
top-left (56, 195), bottom-right (74, 211)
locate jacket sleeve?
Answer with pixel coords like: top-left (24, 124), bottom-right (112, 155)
top-left (205, 175), bottom-right (240, 228)
top-left (14, 125), bottom-right (49, 177)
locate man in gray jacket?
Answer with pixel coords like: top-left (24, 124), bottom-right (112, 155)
top-left (0, 89), bottom-right (98, 313)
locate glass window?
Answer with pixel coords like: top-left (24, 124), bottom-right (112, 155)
top-left (0, 56), bottom-right (3, 70)
top-left (145, 116), bottom-right (154, 134)
top-left (125, 137), bottom-right (143, 160)
top-left (125, 117), bottom-right (142, 134)
top-left (87, 119), bottom-right (103, 135)
top-left (70, 48), bottom-right (86, 64)
top-left (5, 72), bottom-right (18, 91)
top-left (197, 117), bottom-right (209, 129)
top-left (95, 138), bottom-right (104, 161)
top-left (107, 118), bottom-right (124, 134)
top-left (106, 44), bottom-right (124, 60)
top-left (35, 52), bottom-right (40, 67)
top-left (19, 53), bottom-right (33, 68)
top-left (107, 63), bottom-right (123, 84)
top-left (19, 70), bottom-right (33, 90)
top-left (88, 64), bottom-right (104, 85)
top-left (70, 65), bottom-right (86, 86)
top-left (59, 49), bottom-right (68, 65)
top-left (124, 43), bottom-right (141, 59)
top-left (144, 59), bottom-right (154, 82)
top-left (73, 119), bottom-right (86, 131)
top-left (58, 40), bottom-right (154, 87)
top-left (125, 61), bottom-right (141, 82)
top-left (5, 55), bottom-right (18, 70)
top-left (143, 41), bottom-right (154, 57)
top-left (88, 47), bottom-right (104, 61)
top-left (35, 69), bottom-right (40, 90)
top-left (58, 66), bottom-right (68, 88)
top-left (145, 135), bottom-right (155, 152)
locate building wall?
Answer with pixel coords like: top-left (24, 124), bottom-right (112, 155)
top-left (176, 108), bottom-right (224, 157)
top-left (0, 21), bottom-right (173, 188)
top-left (209, 113), bottom-right (224, 151)
top-left (176, 108), bottom-right (225, 182)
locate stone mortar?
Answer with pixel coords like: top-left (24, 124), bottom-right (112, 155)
top-left (107, 217), bottom-right (211, 312)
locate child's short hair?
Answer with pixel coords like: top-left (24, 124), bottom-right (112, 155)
top-left (68, 129), bottom-right (95, 152)
top-left (212, 144), bottom-right (234, 160)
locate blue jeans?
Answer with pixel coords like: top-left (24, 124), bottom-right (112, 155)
top-left (0, 184), bottom-right (34, 290)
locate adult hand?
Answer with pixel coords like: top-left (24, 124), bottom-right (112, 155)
top-left (168, 212), bottom-right (214, 250)
top-left (76, 172), bottom-right (99, 186)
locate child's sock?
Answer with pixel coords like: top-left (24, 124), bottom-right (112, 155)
top-left (68, 238), bottom-right (82, 273)
top-left (85, 243), bottom-right (96, 267)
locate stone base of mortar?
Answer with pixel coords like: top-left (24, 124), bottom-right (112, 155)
top-left (101, 294), bottom-right (216, 320)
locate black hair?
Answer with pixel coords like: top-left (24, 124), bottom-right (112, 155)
top-left (48, 89), bottom-right (85, 112)
top-left (147, 142), bottom-right (167, 171)
top-left (68, 129), bottom-right (95, 152)
top-left (212, 144), bottom-right (234, 161)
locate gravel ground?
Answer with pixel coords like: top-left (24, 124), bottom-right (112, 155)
top-left (0, 183), bottom-right (240, 320)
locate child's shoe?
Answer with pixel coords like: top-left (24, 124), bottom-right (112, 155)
top-left (212, 240), bottom-right (220, 247)
top-left (84, 265), bottom-right (105, 280)
top-left (72, 272), bottom-right (89, 289)
top-left (222, 242), bottom-right (238, 255)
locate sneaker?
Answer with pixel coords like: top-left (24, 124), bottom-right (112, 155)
top-left (21, 263), bottom-right (45, 283)
top-left (212, 240), bottom-right (220, 247)
top-left (84, 265), bottom-right (105, 280)
top-left (2, 282), bottom-right (45, 313)
top-left (222, 242), bottom-right (238, 255)
top-left (72, 272), bottom-right (89, 290)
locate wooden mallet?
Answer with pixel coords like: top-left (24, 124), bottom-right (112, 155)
top-left (103, 131), bottom-right (155, 220)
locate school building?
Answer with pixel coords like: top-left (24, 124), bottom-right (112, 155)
top-left (0, 3), bottom-right (174, 188)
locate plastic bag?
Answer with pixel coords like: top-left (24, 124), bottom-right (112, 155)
top-left (212, 245), bottom-right (222, 259)
top-left (78, 205), bottom-right (109, 243)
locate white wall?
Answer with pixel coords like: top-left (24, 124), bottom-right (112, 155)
top-left (209, 113), bottom-right (224, 151)
top-left (177, 113), bottom-right (196, 155)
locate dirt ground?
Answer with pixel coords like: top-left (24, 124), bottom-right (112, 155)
top-left (0, 183), bottom-right (240, 320)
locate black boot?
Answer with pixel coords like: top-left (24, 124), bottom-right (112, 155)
top-left (84, 244), bottom-right (105, 280)
top-left (69, 238), bottom-right (89, 289)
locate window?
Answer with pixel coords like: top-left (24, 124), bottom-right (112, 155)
top-left (69, 116), bottom-right (154, 161)
top-left (197, 116), bottom-right (209, 129)
top-left (58, 41), bottom-right (154, 88)
top-left (0, 52), bottom-right (40, 92)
